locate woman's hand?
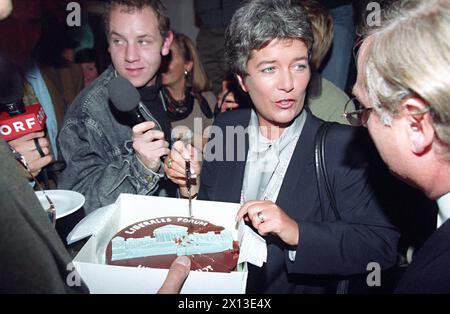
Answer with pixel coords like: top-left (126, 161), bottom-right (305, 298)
top-left (236, 200), bottom-right (299, 246)
top-left (164, 141), bottom-right (201, 197)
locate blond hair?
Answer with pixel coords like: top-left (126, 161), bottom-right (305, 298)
top-left (172, 33), bottom-right (211, 93)
top-left (298, 0), bottom-right (334, 70)
top-left (362, 0), bottom-right (450, 152)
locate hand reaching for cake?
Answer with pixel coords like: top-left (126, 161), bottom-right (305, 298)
top-left (157, 256), bottom-right (191, 294)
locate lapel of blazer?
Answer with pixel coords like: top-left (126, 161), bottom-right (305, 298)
top-left (217, 110), bottom-right (251, 203)
top-left (407, 219), bottom-right (450, 272)
top-left (276, 111), bottom-right (322, 216)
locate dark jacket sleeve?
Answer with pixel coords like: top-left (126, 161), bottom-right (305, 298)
top-left (286, 126), bottom-right (400, 276)
top-left (0, 140), bottom-right (88, 293)
top-left (57, 105), bottom-right (164, 214)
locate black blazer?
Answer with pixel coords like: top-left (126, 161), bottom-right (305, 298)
top-left (199, 109), bottom-right (400, 293)
top-left (395, 219), bottom-right (450, 293)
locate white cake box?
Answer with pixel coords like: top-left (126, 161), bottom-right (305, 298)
top-left (72, 194), bottom-right (249, 294)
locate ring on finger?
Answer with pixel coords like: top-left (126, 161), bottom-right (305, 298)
top-left (257, 211), bottom-right (265, 223)
top-left (34, 138), bottom-right (46, 158)
top-left (167, 158), bottom-right (173, 169)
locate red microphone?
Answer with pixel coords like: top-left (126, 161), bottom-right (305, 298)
top-left (0, 59), bottom-right (47, 141)
top-left (0, 103), bottom-right (47, 141)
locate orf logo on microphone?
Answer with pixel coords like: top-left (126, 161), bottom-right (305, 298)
top-left (0, 103), bottom-right (47, 141)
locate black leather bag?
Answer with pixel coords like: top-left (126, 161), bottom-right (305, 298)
top-left (314, 122), bottom-right (357, 294)
top-left (315, 122), bottom-right (409, 294)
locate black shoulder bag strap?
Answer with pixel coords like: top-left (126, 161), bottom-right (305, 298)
top-left (314, 122), bottom-right (349, 294)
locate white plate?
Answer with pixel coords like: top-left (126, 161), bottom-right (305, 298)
top-left (35, 190), bottom-right (85, 219)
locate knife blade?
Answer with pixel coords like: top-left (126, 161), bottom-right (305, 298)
top-left (186, 160), bottom-right (192, 218)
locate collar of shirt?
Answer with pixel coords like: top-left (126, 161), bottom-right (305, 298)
top-left (243, 109), bottom-right (307, 201)
top-left (247, 108), bottom-right (306, 158)
top-left (437, 191), bottom-right (450, 228)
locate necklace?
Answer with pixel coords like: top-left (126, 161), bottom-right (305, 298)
top-left (161, 86), bottom-right (194, 121)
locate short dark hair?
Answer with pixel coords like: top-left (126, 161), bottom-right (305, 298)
top-left (103, 0), bottom-right (170, 40)
top-left (225, 0), bottom-right (314, 77)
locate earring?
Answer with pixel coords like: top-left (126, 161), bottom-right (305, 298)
top-left (184, 69), bottom-right (189, 76)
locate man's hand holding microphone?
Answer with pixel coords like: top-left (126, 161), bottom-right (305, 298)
top-left (108, 76), bottom-right (171, 172)
top-left (132, 121), bottom-right (169, 172)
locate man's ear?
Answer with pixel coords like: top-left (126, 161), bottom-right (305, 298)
top-left (403, 97), bottom-right (434, 155)
top-left (161, 31), bottom-right (174, 56)
top-left (236, 74), bottom-right (248, 93)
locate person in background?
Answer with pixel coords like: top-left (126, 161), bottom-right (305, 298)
top-left (318, 0), bottom-right (355, 91)
top-left (75, 48), bottom-right (99, 88)
top-left (57, 0), bottom-right (176, 214)
top-left (350, 0), bottom-right (450, 293)
top-left (300, 0), bottom-right (354, 124)
top-left (165, 0), bottom-right (399, 293)
top-left (0, 0), bottom-right (191, 294)
top-left (194, 0), bottom-right (244, 95)
top-left (161, 32), bottom-right (215, 151)
top-left (31, 11), bottom-right (84, 159)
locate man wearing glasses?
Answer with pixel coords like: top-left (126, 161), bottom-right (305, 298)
top-left (346, 0), bottom-right (450, 293)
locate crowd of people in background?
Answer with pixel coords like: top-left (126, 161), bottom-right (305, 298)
top-left (0, 0), bottom-right (449, 294)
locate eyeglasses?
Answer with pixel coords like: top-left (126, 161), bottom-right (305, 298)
top-left (343, 97), bottom-right (373, 127)
top-left (8, 145), bottom-right (56, 226)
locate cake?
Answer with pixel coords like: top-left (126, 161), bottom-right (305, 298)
top-left (105, 216), bottom-right (239, 273)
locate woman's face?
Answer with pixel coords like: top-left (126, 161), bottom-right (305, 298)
top-left (161, 41), bottom-right (192, 88)
top-left (80, 62), bottom-right (99, 87)
top-left (237, 38), bottom-right (311, 131)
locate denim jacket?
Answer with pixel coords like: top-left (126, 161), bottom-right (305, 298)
top-left (57, 66), bottom-right (165, 214)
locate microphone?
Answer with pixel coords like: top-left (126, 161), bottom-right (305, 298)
top-left (108, 76), bottom-right (162, 132)
top-left (0, 59), bottom-right (25, 116)
top-left (108, 75), bottom-right (169, 164)
top-left (0, 64), bottom-right (47, 141)
top-left (108, 76), bottom-right (146, 125)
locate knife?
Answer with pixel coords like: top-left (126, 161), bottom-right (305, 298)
top-left (186, 160), bottom-right (192, 218)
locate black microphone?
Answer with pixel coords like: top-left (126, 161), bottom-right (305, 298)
top-left (108, 76), bottom-right (145, 125)
top-left (108, 76), bottom-right (172, 164)
top-left (0, 57), bottom-right (26, 116)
